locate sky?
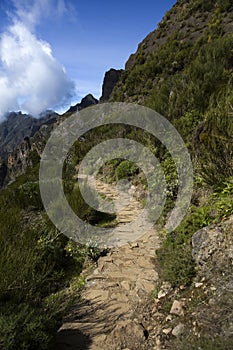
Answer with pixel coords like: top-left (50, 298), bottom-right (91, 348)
top-left (0, 0), bottom-right (176, 119)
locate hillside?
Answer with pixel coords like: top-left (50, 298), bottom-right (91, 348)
top-left (0, 111), bottom-right (58, 157)
top-left (0, 0), bottom-right (233, 349)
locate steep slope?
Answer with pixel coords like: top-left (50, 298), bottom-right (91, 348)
top-left (0, 94), bottom-right (99, 188)
top-left (125, 0), bottom-right (233, 70)
top-left (0, 95), bottom-right (103, 350)
top-left (0, 111), bottom-right (58, 157)
top-left (102, 1), bottom-right (233, 348)
top-left (109, 0), bottom-right (233, 183)
top-left (111, 0), bottom-right (233, 116)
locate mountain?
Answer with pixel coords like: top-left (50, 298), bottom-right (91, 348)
top-left (125, 0), bottom-right (233, 71)
top-left (0, 111), bottom-right (58, 158)
top-left (110, 0), bottom-right (233, 108)
top-left (1, 1), bottom-right (233, 349)
top-left (0, 93), bottom-right (99, 163)
top-left (108, 0), bottom-right (233, 185)
top-left (0, 94), bottom-right (100, 188)
top-left (66, 93), bottom-right (98, 114)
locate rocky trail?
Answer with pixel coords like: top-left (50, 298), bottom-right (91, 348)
top-left (56, 179), bottom-right (162, 350)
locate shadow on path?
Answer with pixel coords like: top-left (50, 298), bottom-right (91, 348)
top-left (55, 296), bottom-right (129, 350)
top-left (55, 328), bottom-right (92, 350)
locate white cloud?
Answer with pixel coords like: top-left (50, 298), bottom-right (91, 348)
top-left (0, 0), bottom-right (76, 120)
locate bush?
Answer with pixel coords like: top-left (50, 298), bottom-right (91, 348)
top-left (173, 335), bottom-right (233, 350)
top-left (115, 160), bottom-right (139, 180)
top-left (0, 303), bottom-right (56, 350)
top-left (195, 86), bottom-right (233, 186)
top-left (157, 205), bottom-right (214, 287)
top-left (0, 165), bottom-right (86, 349)
top-left (157, 236), bottom-right (195, 287)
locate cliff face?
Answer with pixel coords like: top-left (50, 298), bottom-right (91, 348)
top-left (0, 94), bottom-right (100, 188)
top-left (2, 124), bottom-right (55, 187)
top-left (0, 111), bottom-right (58, 158)
top-left (100, 68), bottom-right (123, 102)
top-left (0, 112), bottom-right (58, 187)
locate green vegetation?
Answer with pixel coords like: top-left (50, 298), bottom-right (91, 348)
top-left (110, 4), bottom-right (233, 292)
top-left (173, 335), bottom-right (233, 350)
top-left (0, 161), bottom-right (89, 349)
top-left (115, 160), bottom-right (139, 180)
top-left (157, 176), bottom-right (233, 287)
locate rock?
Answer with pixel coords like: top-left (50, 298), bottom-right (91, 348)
top-left (210, 286), bottom-right (217, 291)
top-left (0, 111), bottom-right (57, 158)
top-left (166, 315), bottom-right (172, 322)
top-left (170, 300), bottom-right (185, 316)
top-left (155, 336), bottom-right (161, 347)
top-left (158, 290), bottom-right (166, 299)
top-left (1, 111), bottom-right (59, 188)
top-left (195, 282), bottom-right (204, 288)
top-left (162, 327), bottom-right (172, 335)
top-left (110, 292), bottom-right (129, 302)
top-left (0, 161), bottom-right (7, 188)
top-left (136, 279), bottom-right (156, 294)
top-left (208, 298), bottom-right (215, 306)
top-left (97, 256), bottom-right (113, 271)
top-left (192, 225), bottom-right (228, 271)
top-left (66, 94), bottom-right (98, 113)
top-left (121, 280), bottom-right (131, 291)
top-left (172, 323), bottom-right (185, 337)
top-left (192, 218), bottom-right (233, 296)
top-left (129, 242), bottom-right (139, 249)
top-left (157, 281), bottom-right (172, 299)
top-left (100, 68), bottom-right (123, 102)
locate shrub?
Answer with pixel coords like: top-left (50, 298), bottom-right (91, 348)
top-left (0, 303), bottom-right (56, 350)
top-left (157, 205), bottom-right (214, 287)
top-left (195, 86), bottom-right (233, 186)
top-left (157, 236), bottom-right (195, 287)
top-left (115, 160), bottom-right (139, 180)
top-left (173, 335), bottom-right (233, 350)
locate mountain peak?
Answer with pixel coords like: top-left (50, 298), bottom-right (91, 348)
top-left (66, 94), bottom-right (98, 114)
top-left (100, 68), bottom-right (123, 102)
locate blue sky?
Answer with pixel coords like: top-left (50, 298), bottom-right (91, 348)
top-left (0, 0), bottom-right (176, 117)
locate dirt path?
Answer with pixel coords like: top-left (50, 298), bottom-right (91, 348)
top-left (56, 180), bottom-right (161, 350)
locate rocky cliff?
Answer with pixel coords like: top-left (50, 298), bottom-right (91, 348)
top-left (0, 111), bottom-right (58, 158)
top-left (0, 94), bottom-right (100, 188)
top-left (100, 68), bottom-right (123, 102)
top-left (66, 93), bottom-right (98, 114)
top-left (0, 112), bottom-right (58, 187)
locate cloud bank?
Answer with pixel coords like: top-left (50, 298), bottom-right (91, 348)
top-left (0, 0), bottom-right (75, 119)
